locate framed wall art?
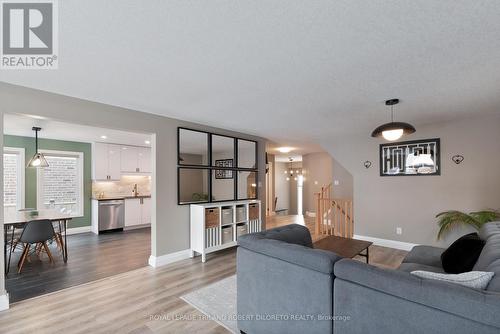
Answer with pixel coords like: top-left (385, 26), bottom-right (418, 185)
top-left (380, 138), bottom-right (440, 176)
top-left (215, 159), bottom-right (234, 179)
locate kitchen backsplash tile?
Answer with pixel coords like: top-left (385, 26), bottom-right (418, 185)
top-left (92, 175), bottom-right (151, 198)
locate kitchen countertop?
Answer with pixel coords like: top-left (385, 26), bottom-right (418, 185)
top-left (92, 195), bottom-right (152, 201)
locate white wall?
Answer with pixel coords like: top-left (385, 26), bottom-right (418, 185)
top-left (321, 114), bottom-right (500, 247)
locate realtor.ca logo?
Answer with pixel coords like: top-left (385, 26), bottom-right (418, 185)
top-left (1, 0), bottom-right (58, 69)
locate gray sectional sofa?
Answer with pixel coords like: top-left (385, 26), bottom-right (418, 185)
top-left (237, 223), bottom-right (500, 334)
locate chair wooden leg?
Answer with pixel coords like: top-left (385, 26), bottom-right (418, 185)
top-left (18, 244), bottom-right (31, 274)
top-left (36, 242), bottom-right (43, 256)
top-left (55, 233), bottom-right (63, 251)
top-left (42, 242), bottom-right (54, 263)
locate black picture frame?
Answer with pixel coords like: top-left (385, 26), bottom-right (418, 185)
top-left (379, 138), bottom-right (441, 176)
top-left (215, 159), bottom-right (234, 179)
top-left (177, 127), bottom-right (259, 205)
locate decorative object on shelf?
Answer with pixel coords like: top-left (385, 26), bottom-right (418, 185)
top-left (452, 155), bottom-right (464, 165)
top-left (284, 157), bottom-right (304, 181)
top-left (215, 159), bottom-right (234, 179)
top-left (27, 127), bottom-right (49, 168)
top-left (364, 161), bottom-right (372, 169)
top-left (380, 138), bottom-right (440, 176)
top-left (371, 99), bottom-right (416, 141)
top-left (436, 210), bottom-right (500, 240)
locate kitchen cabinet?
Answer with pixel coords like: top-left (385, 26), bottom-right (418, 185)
top-left (138, 147), bottom-right (152, 173)
top-left (121, 146), bottom-right (151, 173)
top-left (93, 143), bottom-right (121, 181)
top-left (125, 197), bottom-right (151, 227)
top-left (142, 197), bottom-right (151, 224)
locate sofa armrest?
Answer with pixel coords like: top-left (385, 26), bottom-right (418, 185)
top-left (334, 259), bottom-right (500, 328)
top-left (239, 238), bottom-right (342, 274)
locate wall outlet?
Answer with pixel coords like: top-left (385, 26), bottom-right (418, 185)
top-left (334, 180), bottom-right (340, 185)
top-left (396, 227), bottom-right (403, 235)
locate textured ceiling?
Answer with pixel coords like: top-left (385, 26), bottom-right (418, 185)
top-left (2, 1), bottom-right (500, 152)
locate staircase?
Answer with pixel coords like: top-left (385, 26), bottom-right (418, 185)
top-left (314, 183), bottom-right (353, 238)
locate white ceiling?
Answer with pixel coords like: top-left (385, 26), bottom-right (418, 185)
top-left (4, 114), bottom-right (152, 147)
top-left (2, 1), bottom-right (500, 151)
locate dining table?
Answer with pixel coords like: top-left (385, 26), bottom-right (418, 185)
top-left (3, 210), bottom-right (73, 275)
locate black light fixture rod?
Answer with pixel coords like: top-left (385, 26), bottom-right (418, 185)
top-left (32, 126), bottom-right (41, 152)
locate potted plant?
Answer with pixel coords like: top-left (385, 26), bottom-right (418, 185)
top-left (436, 210), bottom-right (500, 240)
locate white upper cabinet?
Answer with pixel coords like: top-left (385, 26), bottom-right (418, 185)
top-left (138, 147), bottom-right (152, 173)
top-left (93, 143), bottom-right (121, 181)
top-left (121, 145), bottom-right (151, 174)
top-left (107, 144), bottom-right (122, 180)
top-left (120, 146), bottom-right (139, 173)
top-left (93, 143), bottom-right (151, 180)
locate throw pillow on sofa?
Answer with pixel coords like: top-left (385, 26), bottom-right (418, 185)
top-left (411, 270), bottom-right (494, 290)
top-left (441, 233), bottom-right (485, 274)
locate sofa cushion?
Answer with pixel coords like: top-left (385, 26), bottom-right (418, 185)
top-left (403, 245), bottom-right (444, 268)
top-left (335, 259), bottom-right (500, 329)
top-left (399, 262), bottom-right (445, 274)
top-left (478, 221), bottom-right (500, 241)
top-left (238, 224), bottom-right (341, 274)
top-left (411, 270), bottom-right (495, 290)
top-left (473, 238), bottom-right (500, 292)
top-left (441, 233), bottom-right (485, 274)
top-left (238, 224), bottom-right (313, 248)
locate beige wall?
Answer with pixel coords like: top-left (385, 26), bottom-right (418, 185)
top-left (0, 82), bottom-right (267, 299)
top-left (321, 114), bottom-right (500, 247)
top-left (332, 157), bottom-right (353, 199)
top-left (274, 162), bottom-right (290, 212)
top-left (302, 153), bottom-right (353, 214)
top-left (302, 152), bottom-right (333, 213)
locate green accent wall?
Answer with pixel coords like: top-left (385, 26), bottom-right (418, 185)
top-left (4, 135), bottom-right (92, 228)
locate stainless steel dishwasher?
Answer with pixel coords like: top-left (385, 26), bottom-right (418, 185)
top-left (98, 199), bottom-right (125, 232)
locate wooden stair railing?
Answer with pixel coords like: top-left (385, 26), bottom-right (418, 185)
top-left (315, 184), bottom-right (353, 238)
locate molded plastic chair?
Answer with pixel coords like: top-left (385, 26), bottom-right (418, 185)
top-left (17, 220), bottom-right (56, 273)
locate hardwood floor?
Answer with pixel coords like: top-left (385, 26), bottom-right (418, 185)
top-left (5, 227), bottom-right (150, 303)
top-left (0, 216), bottom-right (407, 333)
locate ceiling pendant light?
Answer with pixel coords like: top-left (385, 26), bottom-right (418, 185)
top-left (27, 127), bottom-right (49, 168)
top-left (371, 99), bottom-right (415, 141)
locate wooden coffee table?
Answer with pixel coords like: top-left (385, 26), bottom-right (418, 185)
top-left (314, 235), bottom-right (373, 263)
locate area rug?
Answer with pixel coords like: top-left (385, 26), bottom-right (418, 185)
top-left (181, 275), bottom-right (238, 333)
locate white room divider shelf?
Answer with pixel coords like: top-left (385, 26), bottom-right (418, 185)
top-left (190, 200), bottom-right (262, 262)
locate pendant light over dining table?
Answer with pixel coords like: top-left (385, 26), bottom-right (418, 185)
top-left (27, 127), bottom-right (49, 168)
top-left (371, 99), bottom-right (416, 141)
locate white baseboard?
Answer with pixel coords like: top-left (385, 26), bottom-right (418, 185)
top-left (354, 234), bottom-right (417, 251)
top-left (148, 249), bottom-right (191, 268)
top-left (66, 226), bottom-right (92, 235)
top-left (0, 293), bottom-right (9, 311)
top-left (305, 211), bottom-right (316, 218)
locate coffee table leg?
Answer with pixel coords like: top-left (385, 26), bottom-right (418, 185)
top-left (366, 247), bottom-right (369, 264)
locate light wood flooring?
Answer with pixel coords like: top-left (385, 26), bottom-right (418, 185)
top-left (0, 216), bottom-right (407, 333)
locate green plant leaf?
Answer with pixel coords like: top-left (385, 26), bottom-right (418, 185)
top-left (436, 210), bottom-right (480, 240)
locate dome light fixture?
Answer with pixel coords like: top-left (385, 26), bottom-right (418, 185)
top-left (371, 99), bottom-right (415, 141)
